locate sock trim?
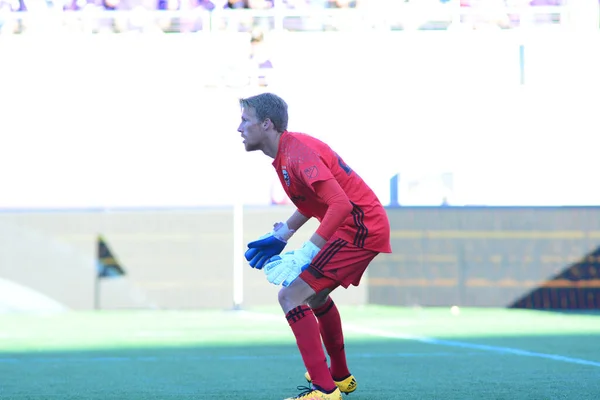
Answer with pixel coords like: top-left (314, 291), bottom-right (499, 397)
top-left (313, 298), bottom-right (335, 317)
top-left (286, 305), bottom-right (311, 324)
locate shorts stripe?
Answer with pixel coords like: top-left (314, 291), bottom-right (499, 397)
top-left (311, 238), bottom-right (347, 272)
top-left (351, 203), bottom-right (368, 248)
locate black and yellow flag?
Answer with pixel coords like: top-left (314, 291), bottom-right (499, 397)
top-left (96, 235), bottom-right (126, 278)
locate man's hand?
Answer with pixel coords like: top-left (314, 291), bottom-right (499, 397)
top-left (263, 255), bottom-right (298, 286)
top-left (263, 241), bottom-right (321, 286)
top-left (245, 223), bottom-right (294, 270)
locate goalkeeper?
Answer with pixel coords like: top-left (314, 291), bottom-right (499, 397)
top-left (239, 93), bottom-right (392, 400)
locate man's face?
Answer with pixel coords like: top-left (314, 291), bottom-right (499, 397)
top-left (238, 107), bottom-right (264, 152)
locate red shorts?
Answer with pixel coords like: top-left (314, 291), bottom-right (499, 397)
top-left (299, 236), bottom-right (379, 293)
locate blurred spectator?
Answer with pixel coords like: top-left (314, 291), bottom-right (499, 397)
top-left (530, 0), bottom-right (564, 25)
top-left (103, 0), bottom-right (120, 10)
top-left (249, 28), bottom-right (274, 87)
top-left (248, 0), bottom-right (272, 8)
top-left (461, 0), bottom-right (510, 29)
top-left (62, 0), bottom-right (78, 10)
top-left (156, 0), bottom-right (177, 32)
top-left (0, 1), bottom-right (14, 33)
top-left (283, 0), bottom-right (309, 8)
top-left (175, 0), bottom-right (213, 32)
top-left (17, 0), bottom-right (44, 11)
top-left (505, 0), bottom-right (565, 27)
top-left (224, 0), bottom-right (246, 8)
top-left (529, 0), bottom-right (562, 5)
top-left (0, 0), bottom-right (20, 11)
top-left (196, 0), bottom-right (214, 10)
top-left (326, 0), bottom-right (356, 7)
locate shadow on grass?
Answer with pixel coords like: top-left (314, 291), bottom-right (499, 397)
top-left (2, 334), bottom-right (600, 400)
top-left (536, 309), bottom-right (600, 317)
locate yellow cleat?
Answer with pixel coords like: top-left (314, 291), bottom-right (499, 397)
top-left (304, 372), bottom-right (357, 395)
top-left (284, 386), bottom-right (343, 400)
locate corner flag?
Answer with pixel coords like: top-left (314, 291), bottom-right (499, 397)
top-left (97, 235), bottom-right (126, 278)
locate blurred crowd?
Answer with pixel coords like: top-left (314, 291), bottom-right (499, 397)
top-left (0, 0), bottom-right (566, 14)
top-left (0, 0), bottom-right (592, 35)
top-left (0, 0), bottom-right (363, 12)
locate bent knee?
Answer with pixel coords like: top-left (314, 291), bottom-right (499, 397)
top-left (278, 281), bottom-right (316, 314)
top-left (277, 286), bottom-right (290, 306)
top-left (307, 291), bottom-right (330, 309)
top-left (277, 285), bottom-right (314, 313)
top-left (278, 286), bottom-right (303, 310)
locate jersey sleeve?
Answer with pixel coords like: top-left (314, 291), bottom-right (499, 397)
top-left (313, 179), bottom-right (353, 241)
top-left (292, 149), bottom-right (334, 190)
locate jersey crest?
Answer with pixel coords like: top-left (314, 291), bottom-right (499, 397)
top-left (303, 165), bottom-right (318, 179)
top-left (282, 167), bottom-right (291, 187)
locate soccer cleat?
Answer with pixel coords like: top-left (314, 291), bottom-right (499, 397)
top-left (284, 385), bottom-right (343, 400)
top-left (304, 372), bottom-right (357, 394)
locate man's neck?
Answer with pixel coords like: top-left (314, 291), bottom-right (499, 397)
top-left (263, 131), bottom-right (283, 159)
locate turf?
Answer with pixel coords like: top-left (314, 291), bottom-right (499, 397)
top-left (1, 306), bottom-right (599, 399)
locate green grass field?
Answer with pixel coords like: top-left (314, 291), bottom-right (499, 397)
top-left (1, 306), bottom-right (600, 399)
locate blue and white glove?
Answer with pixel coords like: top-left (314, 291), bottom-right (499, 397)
top-left (263, 241), bottom-right (321, 286)
top-left (245, 223), bottom-right (295, 270)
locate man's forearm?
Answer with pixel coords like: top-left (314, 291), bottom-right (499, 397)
top-left (284, 210), bottom-right (326, 248)
top-left (285, 210), bottom-right (311, 232)
top-left (287, 211), bottom-right (326, 248)
top-left (308, 232), bottom-right (327, 248)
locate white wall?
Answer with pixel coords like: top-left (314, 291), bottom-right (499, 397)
top-left (1, 31), bottom-right (599, 208)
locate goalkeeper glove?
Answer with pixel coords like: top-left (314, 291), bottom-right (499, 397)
top-left (245, 222), bottom-right (294, 270)
top-left (263, 240), bottom-right (321, 286)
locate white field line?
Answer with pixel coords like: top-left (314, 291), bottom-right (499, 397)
top-left (236, 310), bottom-right (600, 368)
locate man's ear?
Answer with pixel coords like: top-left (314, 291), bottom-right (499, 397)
top-left (263, 118), bottom-right (271, 129)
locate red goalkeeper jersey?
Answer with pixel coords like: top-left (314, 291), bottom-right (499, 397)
top-left (272, 131), bottom-right (392, 254)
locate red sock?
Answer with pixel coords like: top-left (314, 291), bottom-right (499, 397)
top-left (313, 298), bottom-right (351, 380)
top-left (286, 305), bottom-right (336, 392)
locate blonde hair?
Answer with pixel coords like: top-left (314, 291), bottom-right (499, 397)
top-left (239, 93), bottom-right (288, 133)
